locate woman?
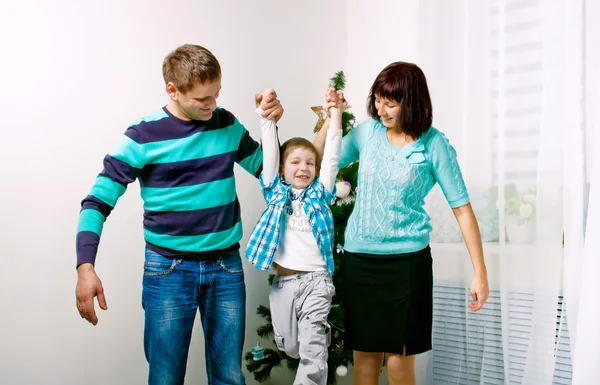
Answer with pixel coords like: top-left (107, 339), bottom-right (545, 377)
top-left (314, 62), bottom-right (489, 385)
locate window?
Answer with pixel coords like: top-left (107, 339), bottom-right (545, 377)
top-left (432, 286), bottom-right (572, 384)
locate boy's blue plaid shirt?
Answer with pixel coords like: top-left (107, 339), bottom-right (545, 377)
top-left (244, 173), bottom-right (337, 276)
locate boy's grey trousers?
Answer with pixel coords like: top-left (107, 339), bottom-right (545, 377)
top-left (269, 271), bottom-right (335, 385)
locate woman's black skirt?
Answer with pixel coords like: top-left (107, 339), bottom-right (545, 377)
top-left (341, 246), bottom-right (433, 355)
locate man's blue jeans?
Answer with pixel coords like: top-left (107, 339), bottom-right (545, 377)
top-left (142, 247), bottom-right (246, 385)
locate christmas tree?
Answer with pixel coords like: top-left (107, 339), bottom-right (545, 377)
top-left (244, 71), bottom-right (359, 384)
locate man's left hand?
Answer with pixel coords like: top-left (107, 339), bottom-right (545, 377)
top-left (255, 88), bottom-right (284, 123)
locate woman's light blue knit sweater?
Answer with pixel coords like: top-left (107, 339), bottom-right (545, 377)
top-left (339, 118), bottom-right (469, 256)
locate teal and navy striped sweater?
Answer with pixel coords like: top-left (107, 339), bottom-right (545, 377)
top-left (76, 106), bottom-right (263, 267)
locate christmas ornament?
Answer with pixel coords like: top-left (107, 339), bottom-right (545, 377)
top-left (251, 342), bottom-right (264, 361)
top-left (336, 365), bottom-right (348, 376)
top-left (335, 195), bottom-right (355, 207)
top-left (335, 181), bottom-right (351, 198)
top-left (311, 106), bottom-right (328, 133)
top-left (311, 103), bottom-right (352, 133)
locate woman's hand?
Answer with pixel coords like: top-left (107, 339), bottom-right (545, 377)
top-left (469, 272), bottom-right (489, 312)
top-left (452, 203), bottom-right (489, 312)
top-left (323, 87), bottom-right (347, 115)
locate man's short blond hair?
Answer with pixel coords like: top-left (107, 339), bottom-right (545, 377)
top-left (162, 44), bottom-right (221, 93)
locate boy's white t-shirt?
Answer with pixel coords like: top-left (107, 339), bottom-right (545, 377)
top-left (274, 188), bottom-right (327, 271)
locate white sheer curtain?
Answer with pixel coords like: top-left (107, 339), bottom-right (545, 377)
top-left (416, 0), bottom-right (596, 384)
top-left (567, 0), bottom-right (600, 383)
top-left (570, 108), bottom-right (599, 384)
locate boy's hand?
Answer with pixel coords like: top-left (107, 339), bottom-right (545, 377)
top-left (255, 88), bottom-right (284, 122)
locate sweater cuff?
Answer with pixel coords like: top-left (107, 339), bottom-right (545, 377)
top-left (76, 231), bottom-right (100, 268)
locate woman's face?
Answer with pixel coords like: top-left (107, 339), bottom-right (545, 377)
top-left (374, 95), bottom-right (401, 129)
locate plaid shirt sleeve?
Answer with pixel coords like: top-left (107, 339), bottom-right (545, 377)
top-left (244, 173), bottom-right (286, 271)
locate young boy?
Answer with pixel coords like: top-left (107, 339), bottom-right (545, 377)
top-left (245, 87), bottom-right (345, 385)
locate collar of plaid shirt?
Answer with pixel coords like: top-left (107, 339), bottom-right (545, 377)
top-left (244, 174), bottom-right (336, 276)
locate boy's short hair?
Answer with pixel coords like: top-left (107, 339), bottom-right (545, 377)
top-left (367, 61), bottom-right (433, 138)
top-left (162, 44), bottom-right (221, 94)
top-left (279, 137), bottom-right (321, 176)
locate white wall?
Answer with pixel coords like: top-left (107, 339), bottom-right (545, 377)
top-left (344, 0), bottom-right (422, 124)
top-left (0, 1), bottom-right (345, 384)
top-left (0, 0), bottom-right (459, 384)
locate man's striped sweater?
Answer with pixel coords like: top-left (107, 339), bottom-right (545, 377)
top-left (76, 106), bottom-right (263, 267)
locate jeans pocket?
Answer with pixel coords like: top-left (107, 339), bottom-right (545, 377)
top-left (217, 252), bottom-right (243, 274)
top-left (143, 248), bottom-right (182, 277)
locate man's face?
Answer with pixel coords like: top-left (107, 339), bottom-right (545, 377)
top-left (172, 79), bottom-right (222, 121)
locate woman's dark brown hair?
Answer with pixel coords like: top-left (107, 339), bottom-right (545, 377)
top-left (367, 62), bottom-right (433, 138)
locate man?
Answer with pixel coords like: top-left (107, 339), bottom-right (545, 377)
top-left (75, 44), bottom-right (283, 385)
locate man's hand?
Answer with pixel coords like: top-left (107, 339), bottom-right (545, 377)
top-left (255, 88), bottom-right (284, 123)
top-left (75, 263), bottom-right (108, 325)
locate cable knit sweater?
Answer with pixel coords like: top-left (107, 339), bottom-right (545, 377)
top-left (339, 118), bottom-right (469, 256)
